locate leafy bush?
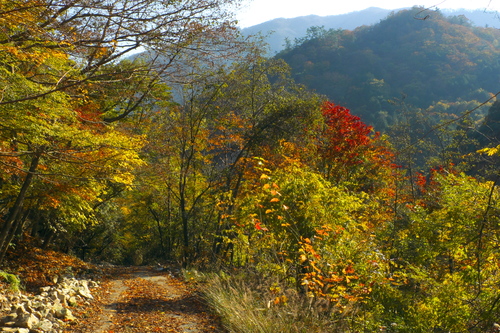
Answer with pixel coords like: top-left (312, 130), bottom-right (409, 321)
top-left (0, 270), bottom-right (20, 291)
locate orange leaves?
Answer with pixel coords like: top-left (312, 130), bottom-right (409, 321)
top-left (75, 102), bottom-right (104, 127)
top-left (315, 225), bottom-right (333, 237)
top-left (300, 237), bottom-right (321, 261)
top-left (343, 264), bottom-right (355, 275)
top-left (262, 179), bottom-right (281, 203)
top-left (272, 295), bottom-right (288, 305)
top-left (43, 195), bottom-right (61, 209)
top-left (5, 243), bottom-right (92, 290)
top-left (298, 231), bottom-right (372, 310)
top-left (0, 144), bottom-right (24, 178)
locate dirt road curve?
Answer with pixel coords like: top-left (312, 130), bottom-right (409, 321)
top-left (69, 266), bottom-right (225, 333)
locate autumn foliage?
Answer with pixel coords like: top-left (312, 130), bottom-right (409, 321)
top-left (2, 2), bottom-right (500, 331)
top-left (318, 101), bottom-right (374, 166)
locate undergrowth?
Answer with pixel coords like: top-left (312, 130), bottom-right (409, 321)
top-left (0, 270), bottom-right (20, 291)
top-left (186, 268), bottom-right (340, 333)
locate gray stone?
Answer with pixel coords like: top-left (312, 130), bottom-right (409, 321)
top-left (15, 313), bottom-right (39, 329)
top-left (67, 296), bottom-right (78, 307)
top-left (0, 277), bottom-right (99, 332)
top-left (77, 286), bottom-right (92, 299)
top-left (53, 307), bottom-right (75, 321)
top-left (0, 313), bottom-right (17, 324)
top-left (34, 319), bottom-right (53, 331)
top-left (14, 304), bottom-right (29, 315)
top-left (36, 307), bottom-right (51, 319)
top-left (0, 328), bottom-right (30, 333)
top-left (48, 291), bottom-right (58, 301)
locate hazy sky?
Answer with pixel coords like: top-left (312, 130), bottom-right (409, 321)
top-left (236, 0), bottom-right (500, 27)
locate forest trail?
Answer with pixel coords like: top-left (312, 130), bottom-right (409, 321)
top-left (69, 266), bottom-right (225, 333)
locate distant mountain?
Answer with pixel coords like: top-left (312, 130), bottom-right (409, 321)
top-left (241, 7), bottom-right (394, 55)
top-left (242, 7), bottom-right (500, 55)
top-left (275, 7), bottom-right (500, 130)
top-left (441, 8), bottom-right (500, 28)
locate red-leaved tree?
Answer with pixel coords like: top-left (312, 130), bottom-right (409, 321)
top-left (317, 101), bottom-right (395, 190)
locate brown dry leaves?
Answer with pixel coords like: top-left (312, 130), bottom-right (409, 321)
top-left (69, 267), bottom-right (225, 333)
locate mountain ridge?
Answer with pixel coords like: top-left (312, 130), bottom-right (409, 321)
top-left (242, 7), bottom-right (500, 55)
top-left (275, 7), bottom-right (500, 129)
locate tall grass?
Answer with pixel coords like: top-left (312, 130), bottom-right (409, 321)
top-left (190, 269), bottom-right (341, 332)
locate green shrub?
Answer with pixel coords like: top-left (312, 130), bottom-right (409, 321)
top-left (0, 270), bottom-right (21, 291)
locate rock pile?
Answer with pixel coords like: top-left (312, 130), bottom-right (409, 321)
top-left (0, 277), bottom-right (99, 333)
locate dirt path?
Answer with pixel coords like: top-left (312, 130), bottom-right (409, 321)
top-left (69, 266), bottom-right (225, 333)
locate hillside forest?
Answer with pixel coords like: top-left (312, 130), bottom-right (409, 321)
top-left (1, 2), bottom-right (500, 332)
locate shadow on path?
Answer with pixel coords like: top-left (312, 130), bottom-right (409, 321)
top-left (91, 266), bottom-right (225, 333)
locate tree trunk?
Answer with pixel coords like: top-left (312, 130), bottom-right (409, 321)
top-left (148, 206), bottom-right (166, 257)
top-left (180, 197), bottom-right (189, 267)
top-left (41, 228), bottom-right (57, 250)
top-left (0, 152), bottom-right (41, 261)
top-left (2, 209), bottom-right (31, 256)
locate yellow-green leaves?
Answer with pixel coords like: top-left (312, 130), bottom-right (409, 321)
top-left (478, 145), bottom-right (500, 156)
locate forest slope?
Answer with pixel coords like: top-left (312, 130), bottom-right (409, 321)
top-left (242, 7), bottom-right (500, 55)
top-left (276, 7), bottom-right (500, 129)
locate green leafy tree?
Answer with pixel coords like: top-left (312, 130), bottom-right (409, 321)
top-left (381, 168), bottom-right (500, 331)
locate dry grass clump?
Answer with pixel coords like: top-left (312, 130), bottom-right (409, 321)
top-left (192, 269), bottom-right (339, 333)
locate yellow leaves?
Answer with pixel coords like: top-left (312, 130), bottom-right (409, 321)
top-left (121, 206), bottom-right (131, 216)
top-left (310, 260), bottom-right (322, 273)
top-left (3, 46), bottom-right (20, 57)
top-left (59, 40), bottom-right (73, 47)
top-left (478, 145), bottom-right (500, 156)
top-left (94, 46), bottom-right (110, 58)
top-left (312, 278), bottom-right (327, 291)
top-left (270, 197), bottom-right (280, 203)
top-left (345, 275), bottom-right (359, 284)
top-left (260, 173), bottom-right (270, 180)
